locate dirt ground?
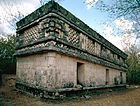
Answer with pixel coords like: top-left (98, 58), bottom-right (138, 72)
top-left (0, 74), bottom-right (140, 106)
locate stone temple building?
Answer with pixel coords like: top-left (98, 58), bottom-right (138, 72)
top-left (15, 1), bottom-right (128, 97)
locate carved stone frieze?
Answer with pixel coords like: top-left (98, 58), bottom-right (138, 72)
top-left (15, 1), bottom-right (128, 70)
top-left (41, 17), bottom-right (66, 39)
top-left (16, 25), bottom-right (39, 48)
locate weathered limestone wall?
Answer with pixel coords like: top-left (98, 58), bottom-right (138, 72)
top-left (17, 51), bottom-right (126, 89)
top-left (17, 52), bottom-right (57, 89)
top-left (55, 53), bottom-right (126, 88)
top-left (55, 53), bottom-right (77, 88)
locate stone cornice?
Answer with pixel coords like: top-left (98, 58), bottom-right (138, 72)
top-left (15, 40), bottom-right (127, 72)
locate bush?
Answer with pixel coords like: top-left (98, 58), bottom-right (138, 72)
top-left (0, 35), bottom-right (16, 74)
top-left (126, 45), bottom-right (140, 85)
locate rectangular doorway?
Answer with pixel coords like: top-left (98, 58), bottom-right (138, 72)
top-left (106, 69), bottom-right (109, 85)
top-left (77, 62), bottom-right (84, 85)
top-left (120, 72), bottom-right (123, 84)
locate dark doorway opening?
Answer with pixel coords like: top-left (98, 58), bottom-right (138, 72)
top-left (77, 62), bottom-right (84, 85)
top-left (106, 69), bottom-right (109, 85)
top-left (120, 72), bottom-right (123, 84)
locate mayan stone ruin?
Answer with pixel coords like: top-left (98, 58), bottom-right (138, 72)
top-left (15, 1), bottom-right (128, 97)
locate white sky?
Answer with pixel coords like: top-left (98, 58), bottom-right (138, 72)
top-left (103, 17), bottom-right (136, 50)
top-left (114, 18), bottom-right (135, 31)
top-left (0, 0), bottom-right (38, 35)
top-left (85, 0), bottom-right (99, 9)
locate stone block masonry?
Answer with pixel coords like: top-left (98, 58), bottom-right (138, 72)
top-left (15, 0), bottom-right (127, 97)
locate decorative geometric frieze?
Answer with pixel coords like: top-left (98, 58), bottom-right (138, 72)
top-left (15, 1), bottom-right (128, 70)
top-left (66, 27), bottom-right (80, 46)
top-left (16, 25), bottom-right (39, 48)
top-left (16, 0), bottom-right (127, 58)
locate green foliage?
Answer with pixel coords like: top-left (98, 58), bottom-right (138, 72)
top-left (125, 45), bottom-right (140, 85)
top-left (0, 35), bottom-right (16, 74)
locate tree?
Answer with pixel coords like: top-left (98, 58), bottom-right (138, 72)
top-left (0, 35), bottom-right (16, 74)
top-left (0, 35), bottom-right (16, 60)
top-left (126, 45), bottom-right (140, 84)
top-left (95, 0), bottom-right (140, 17)
top-left (94, 0), bottom-right (140, 38)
